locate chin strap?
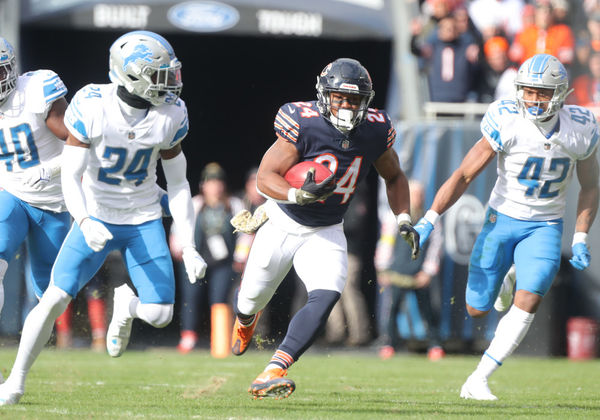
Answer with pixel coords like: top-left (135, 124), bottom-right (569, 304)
top-left (116, 85), bottom-right (151, 109)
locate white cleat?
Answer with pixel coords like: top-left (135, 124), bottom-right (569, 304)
top-left (0, 383), bottom-right (23, 406)
top-left (106, 284), bottom-right (136, 357)
top-left (460, 374), bottom-right (498, 401)
top-left (494, 265), bottom-right (516, 312)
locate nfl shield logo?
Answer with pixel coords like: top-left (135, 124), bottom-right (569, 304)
top-left (341, 139), bottom-right (350, 149)
top-left (544, 143), bottom-right (551, 150)
top-left (489, 213), bottom-right (497, 223)
top-left (128, 131), bottom-right (136, 140)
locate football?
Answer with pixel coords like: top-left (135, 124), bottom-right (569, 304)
top-left (284, 161), bottom-right (333, 188)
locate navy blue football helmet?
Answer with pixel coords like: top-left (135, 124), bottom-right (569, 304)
top-left (316, 58), bottom-right (374, 132)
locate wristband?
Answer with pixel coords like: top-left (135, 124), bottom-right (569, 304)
top-left (396, 213), bottom-right (412, 225)
top-left (423, 209), bottom-right (440, 225)
top-left (572, 232), bottom-right (588, 246)
top-left (287, 188), bottom-right (298, 204)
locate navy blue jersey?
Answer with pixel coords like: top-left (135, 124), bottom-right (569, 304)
top-left (274, 100), bottom-right (395, 227)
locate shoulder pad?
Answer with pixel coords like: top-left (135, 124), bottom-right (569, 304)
top-left (22, 69), bottom-right (68, 114)
top-left (480, 99), bottom-right (519, 152)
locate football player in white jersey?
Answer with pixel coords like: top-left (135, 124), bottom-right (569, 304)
top-left (0, 31), bottom-right (207, 405)
top-left (414, 54), bottom-right (599, 400)
top-left (0, 37), bottom-right (70, 312)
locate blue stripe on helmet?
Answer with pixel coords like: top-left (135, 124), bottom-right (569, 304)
top-left (124, 30), bottom-right (176, 59)
top-left (529, 54), bottom-right (551, 81)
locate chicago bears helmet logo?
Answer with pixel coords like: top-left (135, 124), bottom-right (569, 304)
top-left (320, 63), bottom-right (332, 76)
top-left (123, 44), bottom-right (153, 71)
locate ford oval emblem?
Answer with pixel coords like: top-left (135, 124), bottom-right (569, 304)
top-left (168, 1), bottom-right (240, 32)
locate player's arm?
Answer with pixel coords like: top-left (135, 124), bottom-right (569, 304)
top-left (22, 97), bottom-right (70, 190)
top-left (415, 137), bottom-right (496, 245)
top-left (256, 136), bottom-right (335, 205)
top-left (61, 133), bottom-right (113, 252)
top-left (374, 148), bottom-right (419, 259)
top-left (45, 97), bottom-right (69, 140)
top-left (160, 144), bottom-right (207, 283)
top-left (255, 136), bottom-right (300, 202)
top-left (430, 137), bottom-right (496, 214)
top-left (569, 149), bottom-right (600, 270)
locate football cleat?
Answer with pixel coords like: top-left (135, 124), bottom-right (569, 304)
top-left (249, 368), bottom-right (296, 400)
top-left (460, 374), bottom-right (498, 401)
top-left (494, 265), bottom-right (516, 312)
top-left (0, 383), bottom-right (23, 406)
top-left (231, 311), bottom-right (262, 356)
top-left (106, 284), bottom-right (136, 357)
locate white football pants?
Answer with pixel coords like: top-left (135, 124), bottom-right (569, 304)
top-left (237, 201), bottom-right (347, 316)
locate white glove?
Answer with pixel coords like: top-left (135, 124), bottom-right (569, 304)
top-left (80, 218), bottom-right (113, 252)
top-left (182, 246), bottom-right (207, 284)
top-left (22, 166), bottom-right (52, 191)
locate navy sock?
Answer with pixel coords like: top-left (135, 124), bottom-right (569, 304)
top-left (278, 289), bottom-right (340, 361)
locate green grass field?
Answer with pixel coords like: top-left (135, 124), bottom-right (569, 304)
top-left (0, 347), bottom-right (597, 419)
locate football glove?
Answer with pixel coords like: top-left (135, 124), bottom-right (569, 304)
top-left (414, 217), bottom-right (434, 248)
top-left (182, 246), bottom-right (207, 284)
top-left (397, 216), bottom-right (420, 260)
top-left (570, 242), bottom-right (591, 271)
top-left (80, 218), bottom-right (113, 252)
top-left (22, 165), bottom-right (52, 191)
top-left (293, 168), bottom-right (336, 205)
top-left (230, 204), bottom-right (269, 234)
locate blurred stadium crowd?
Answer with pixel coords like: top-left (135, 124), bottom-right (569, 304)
top-left (412, 0), bottom-right (600, 116)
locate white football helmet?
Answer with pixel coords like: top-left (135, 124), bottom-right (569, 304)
top-left (0, 37), bottom-right (17, 104)
top-left (514, 54), bottom-right (571, 121)
top-left (109, 31), bottom-right (182, 106)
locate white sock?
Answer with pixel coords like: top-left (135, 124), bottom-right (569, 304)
top-left (7, 286), bottom-right (71, 391)
top-left (474, 305), bottom-right (535, 379)
top-left (265, 363), bottom-right (281, 372)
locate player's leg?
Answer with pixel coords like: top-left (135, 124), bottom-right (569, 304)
top-left (461, 210), bottom-right (516, 400)
top-left (249, 224), bottom-right (345, 399)
top-left (26, 207), bottom-right (71, 297)
top-left (110, 219), bottom-right (175, 357)
top-left (494, 264), bottom-right (516, 312)
top-left (0, 222), bottom-right (109, 405)
top-left (0, 191), bottom-right (31, 316)
top-left (233, 221), bottom-right (295, 356)
top-left (464, 209), bottom-right (515, 317)
top-left (26, 207), bottom-right (73, 349)
top-left (462, 217), bottom-right (562, 400)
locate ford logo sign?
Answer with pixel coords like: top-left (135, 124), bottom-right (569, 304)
top-left (168, 1), bottom-right (240, 32)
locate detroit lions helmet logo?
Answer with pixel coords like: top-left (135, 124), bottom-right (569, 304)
top-left (123, 44), bottom-right (153, 71)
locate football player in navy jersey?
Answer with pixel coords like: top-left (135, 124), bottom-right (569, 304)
top-left (231, 58), bottom-right (419, 399)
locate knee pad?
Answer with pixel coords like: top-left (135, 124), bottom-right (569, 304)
top-left (40, 285), bottom-right (72, 318)
top-left (137, 303), bottom-right (173, 328)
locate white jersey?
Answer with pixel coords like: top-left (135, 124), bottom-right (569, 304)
top-left (64, 83), bottom-right (189, 224)
top-left (0, 70), bottom-right (67, 212)
top-left (481, 99), bottom-right (599, 221)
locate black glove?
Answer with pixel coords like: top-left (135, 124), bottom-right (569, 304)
top-left (294, 168), bottom-right (336, 205)
top-left (398, 222), bottom-right (420, 260)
